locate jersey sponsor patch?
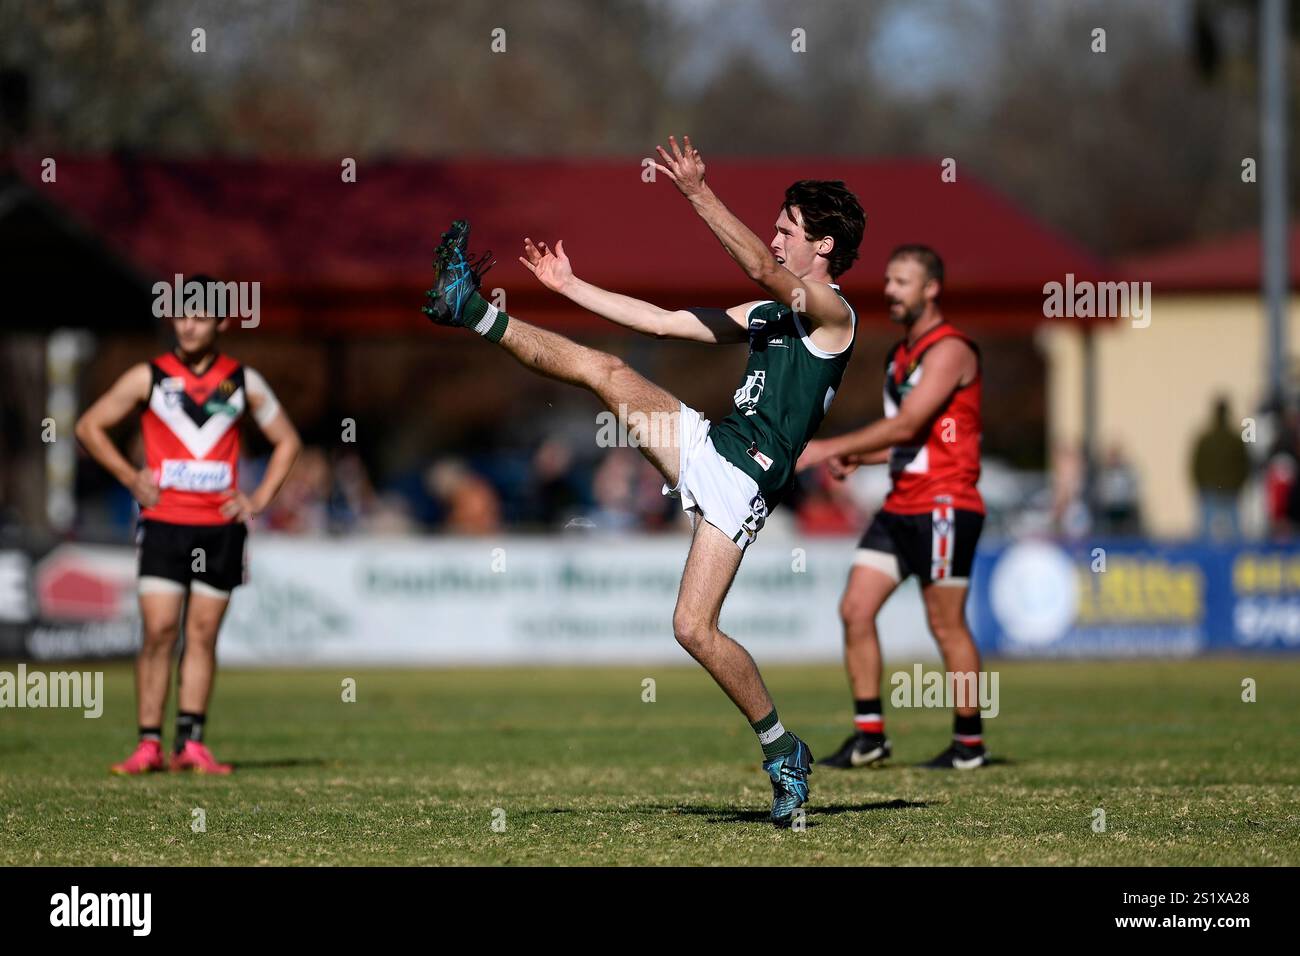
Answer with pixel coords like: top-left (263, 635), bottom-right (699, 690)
top-left (746, 446), bottom-right (774, 471)
top-left (158, 459), bottom-right (233, 493)
top-left (741, 493), bottom-right (769, 538)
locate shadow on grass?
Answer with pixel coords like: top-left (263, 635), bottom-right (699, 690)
top-left (229, 757), bottom-right (332, 770)
top-left (900, 755), bottom-right (1014, 769)
top-left (665, 798), bottom-right (929, 825)
top-left (537, 798), bottom-right (928, 826)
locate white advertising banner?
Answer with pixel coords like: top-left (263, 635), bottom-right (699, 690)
top-left (220, 534), bottom-right (938, 666)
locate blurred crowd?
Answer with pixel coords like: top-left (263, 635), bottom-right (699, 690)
top-left (73, 393), bottom-right (1291, 544)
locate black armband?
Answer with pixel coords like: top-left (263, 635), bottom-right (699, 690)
top-left (685, 307), bottom-right (734, 325)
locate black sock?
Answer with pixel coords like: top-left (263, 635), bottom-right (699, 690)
top-left (853, 698), bottom-right (884, 735)
top-left (139, 726), bottom-right (162, 743)
top-left (175, 711), bottom-right (205, 752)
top-left (953, 712), bottom-right (983, 747)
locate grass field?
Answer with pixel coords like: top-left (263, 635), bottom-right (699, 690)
top-left (1, 658), bottom-right (1298, 866)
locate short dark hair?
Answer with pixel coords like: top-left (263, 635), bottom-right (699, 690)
top-left (889, 244), bottom-right (944, 289)
top-left (783, 180), bottom-right (865, 279)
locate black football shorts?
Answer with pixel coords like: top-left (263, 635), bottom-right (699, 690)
top-left (136, 519), bottom-right (248, 593)
top-left (854, 506), bottom-right (983, 586)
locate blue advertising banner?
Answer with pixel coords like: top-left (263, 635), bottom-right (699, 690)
top-left (968, 539), bottom-right (1300, 657)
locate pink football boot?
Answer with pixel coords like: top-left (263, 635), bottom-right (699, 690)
top-left (109, 739), bottom-right (165, 775)
top-left (170, 740), bottom-right (234, 775)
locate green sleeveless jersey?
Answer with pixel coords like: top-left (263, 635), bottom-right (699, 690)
top-left (708, 286), bottom-right (856, 506)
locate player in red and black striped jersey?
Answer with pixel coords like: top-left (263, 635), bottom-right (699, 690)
top-left (799, 245), bottom-right (989, 770)
top-left (76, 283), bottom-right (301, 775)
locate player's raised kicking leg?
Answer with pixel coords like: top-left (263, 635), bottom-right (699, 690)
top-left (491, 319), bottom-right (683, 485)
top-left (423, 220), bottom-right (811, 824)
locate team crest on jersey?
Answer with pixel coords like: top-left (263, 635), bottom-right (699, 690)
top-left (734, 370), bottom-right (766, 416)
top-left (161, 376), bottom-right (186, 409)
top-left (741, 493), bottom-right (769, 538)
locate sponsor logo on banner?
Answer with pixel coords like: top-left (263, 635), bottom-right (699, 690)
top-left (989, 541), bottom-right (1078, 647)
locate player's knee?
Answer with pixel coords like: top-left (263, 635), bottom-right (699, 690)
top-left (928, 619), bottom-right (970, 649)
top-left (672, 610), bottom-right (713, 656)
top-left (141, 620), bottom-right (180, 651)
top-left (839, 596), bottom-right (878, 638)
top-left (184, 622), bottom-right (220, 648)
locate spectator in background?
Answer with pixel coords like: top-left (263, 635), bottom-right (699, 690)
top-left (1050, 441), bottom-right (1091, 539)
top-left (530, 437), bottom-right (584, 528)
top-left (1190, 396), bottom-right (1249, 540)
top-left (585, 449), bottom-right (641, 532)
top-left (259, 445), bottom-right (330, 534)
top-left (1271, 404), bottom-right (1300, 539)
top-left (425, 459), bottom-right (501, 535)
top-left (795, 467), bottom-right (860, 535)
top-left (1096, 443), bottom-right (1142, 536)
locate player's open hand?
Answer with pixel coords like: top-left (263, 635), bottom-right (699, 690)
top-left (130, 468), bottom-right (161, 508)
top-left (519, 237), bottom-right (574, 294)
top-left (652, 135), bottom-right (706, 197)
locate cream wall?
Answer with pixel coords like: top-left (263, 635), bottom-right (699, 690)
top-left (1042, 293), bottom-right (1300, 538)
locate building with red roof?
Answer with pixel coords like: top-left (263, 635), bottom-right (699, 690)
top-left (2, 153), bottom-right (1113, 534)
top-left (1043, 223), bottom-right (1298, 537)
top-left (10, 154), bottom-right (1105, 333)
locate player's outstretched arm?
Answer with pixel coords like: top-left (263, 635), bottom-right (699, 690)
top-left (74, 363), bottom-right (160, 507)
top-left (796, 442), bottom-right (888, 479)
top-left (798, 340), bottom-right (972, 469)
top-left (519, 237), bottom-right (749, 344)
top-left (220, 369), bottom-right (302, 522)
top-left (651, 135), bottom-right (848, 333)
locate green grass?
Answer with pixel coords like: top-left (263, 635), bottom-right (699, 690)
top-left (1, 659), bottom-right (1298, 865)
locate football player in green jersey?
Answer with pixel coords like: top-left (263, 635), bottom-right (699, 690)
top-left (424, 135), bottom-right (864, 825)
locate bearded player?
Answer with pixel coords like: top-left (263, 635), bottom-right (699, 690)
top-left (423, 136), bottom-right (864, 825)
top-left (799, 245), bottom-right (989, 770)
top-left (76, 280), bottom-right (301, 774)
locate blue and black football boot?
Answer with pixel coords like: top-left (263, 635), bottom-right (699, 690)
top-left (764, 734), bottom-right (813, 827)
top-left (422, 219), bottom-right (495, 327)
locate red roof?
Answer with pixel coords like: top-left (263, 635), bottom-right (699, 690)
top-left (20, 154), bottom-right (1106, 334)
top-left (1118, 223), bottom-right (1300, 292)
